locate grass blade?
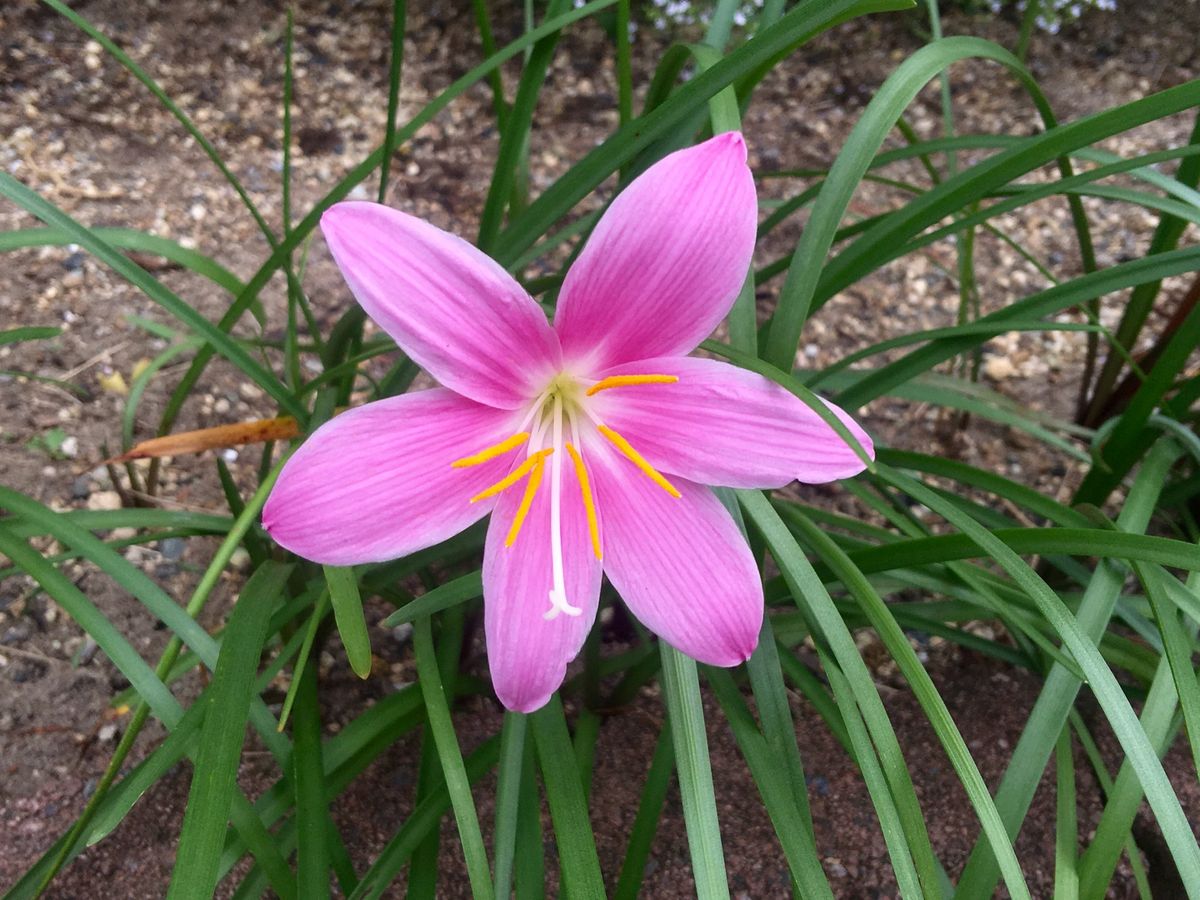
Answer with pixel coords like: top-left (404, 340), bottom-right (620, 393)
top-left (659, 645), bottom-right (730, 900)
top-left (167, 561), bottom-right (291, 900)
top-left (530, 696), bottom-right (605, 898)
top-left (412, 617), bottom-right (493, 898)
top-left (325, 565), bottom-right (373, 679)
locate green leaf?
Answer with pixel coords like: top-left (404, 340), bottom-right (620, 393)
top-left (325, 565), bottom-right (373, 679)
top-left (530, 696), bottom-right (605, 898)
top-left (167, 561), bottom-right (291, 900)
top-left (0, 325), bottom-right (61, 345)
top-left (413, 617), bottom-right (493, 898)
top-left (763, 36), bottom-right (1056, 369)
top-left (493, 712), bottom-right (526, 900)
top-left (877, 463), bottom-right (1200, 897)
top-left (660, 645), bottom-right (730, 900)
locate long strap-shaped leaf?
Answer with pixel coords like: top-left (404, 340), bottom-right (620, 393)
top-left (875, 463), bottom-right (1200, 897)
top-left (660, 645), bottom-right (731, 900)
top-left (762, 35), bottom-right (1059, 370)
top-left (492, 0), bottom-right (913, 265)
top-left (953, 441), bottom-right (1180, 896)
top-left (165, 561), bottom-right (291, 900)
top-left (739, 491), bottom-right (1031, 900)
top-left (813, 80), bottom-right (1200, 315)
top-left (530, 697), bottom-right (606, 898)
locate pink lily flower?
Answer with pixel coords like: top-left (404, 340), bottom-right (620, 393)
top-left (263, 132), bottom-right (873, 712)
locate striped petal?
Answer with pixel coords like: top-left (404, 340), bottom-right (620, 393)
top-left (483, 448), bottom-right (602, 712)
top-left (553, 132), bottom-right (758, 371)
top-left (322, 201), bottom-right (561, 409)
top-left (263, 390), bottom-right (522, 565)
top-left (592, 356), bottom-right (874, 488)
top-left (588, 443), bottom-right (761, 666)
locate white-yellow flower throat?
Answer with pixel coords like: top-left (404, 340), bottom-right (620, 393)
top-left (451, 372), bottom-right (681, 620)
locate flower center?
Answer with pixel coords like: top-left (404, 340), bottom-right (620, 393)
top-left (451, 371), bottom-right (681, 620)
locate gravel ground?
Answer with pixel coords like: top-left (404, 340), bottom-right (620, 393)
top-left (1, 0), bottom-right (1199, 896)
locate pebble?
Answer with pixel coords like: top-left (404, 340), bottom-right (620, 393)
top-left (77, 637), bottom-right (98, 666)
top-left (983, 356), bottom-right (1016, 381)
top-left (238, 382), bottom-right (263, 401)
top-left (86, 491), bottom-right (122, 511)
top-left (229, 547), bottom-right (252, 571)
top-left (97, 724), bottom-right (118, 743)
top-left (158, 537), bottom-right (185, 561)
top-left (2, 625), bottom-right (31, 645)
top-left (71, 476), bottom-right (91, 500)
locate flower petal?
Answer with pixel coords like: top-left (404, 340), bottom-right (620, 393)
top-left (553, 132), bottom-right (758, 371)
top-left (484, 451), bottom-right (602, 712)
top-left (588, 444), bottom-right (761, 666)
top-left (263, 389), bottom-right (522, 565)
top-left (321, 201), bottom-right (561, 409)
top-left (593, 356), bottom-right (874, 488)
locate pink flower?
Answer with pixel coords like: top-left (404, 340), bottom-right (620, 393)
top-left (263, 132), bottom-right (873, 712)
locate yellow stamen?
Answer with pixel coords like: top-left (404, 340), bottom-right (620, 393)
top-left (596, 425), bottom-right (681, 498)
top-left (505, 454), bottom-right (546, 547)
top-left (565, 443), bottom-right (601, 559)
top-left (470, 449), bottom-right (554, 502)
top-left (451, 432), bottom-right (529, 468)
top-left (585, 374), bottom-right (679, 396)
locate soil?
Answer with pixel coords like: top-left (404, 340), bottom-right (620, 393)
top-left (1, 0), bottom-right (1199, 897)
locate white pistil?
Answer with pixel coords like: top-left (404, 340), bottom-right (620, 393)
top-left (545, 394), bottom-right (581, 620)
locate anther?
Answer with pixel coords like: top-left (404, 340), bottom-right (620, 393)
top-left (470, 448), bottom-right (554, 502)
top-left (597, 425), bottom-right (681, 498)
top-left (586, 374), bottom-right (679, 396)
top-left (565, 443), bottom-right (601, 559)
top-left (505, 454), bottom-right (546, 547)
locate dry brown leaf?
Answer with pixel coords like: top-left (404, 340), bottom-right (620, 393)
top-left (108, 416), bottom-right (300, 464)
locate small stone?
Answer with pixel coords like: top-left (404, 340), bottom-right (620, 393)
top-left (238, 382), bottom-right (263, 401)
top-left (59, 436), bottom-right (78, 458)
top-left (86, 491), bottom-right (122, 511)
top-left (2, 625), bottom-right (31, 645)
top-left (158, 537), bottom-right (185, 560)
top-left (229, 547), bottom-right (252, 571)
top-left (213, 397), bottom-right (231, 415)
top-left (97, 724), bottom-right (118, 742)
top-left (983, 356), bottom-right (1016, 381)
top-left (71, 476), bottom-right (92, 499)
top-left (77, 638), bottom-right (98, 666)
